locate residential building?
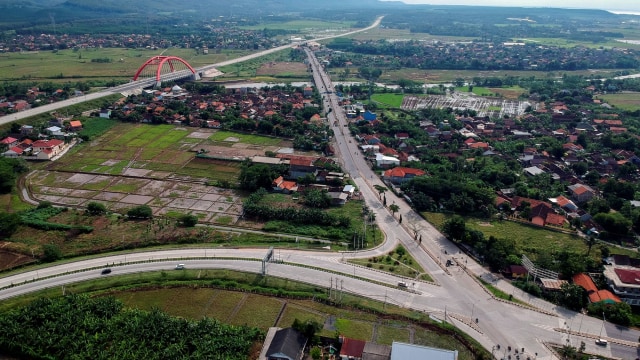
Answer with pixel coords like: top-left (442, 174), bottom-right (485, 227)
top-left (264, 328), bottom-right (307, 360)
top-left (572, 273), bottom-right (620, 304)
top-left (567, 183), bottom-right (596, 203)
top-left (375, 153), bottom-right (400, 168)
top-left (383, 167), bottom-right (426, 185)
top-left (603, 255), bottom-right (640, 305)
top-left (340, 337), bottom-right (366, 360)
top-left (0, 136), bottom-right (19, 149)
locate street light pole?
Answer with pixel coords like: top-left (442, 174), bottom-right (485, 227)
top-left (599, 311), bottom-right (606, 339)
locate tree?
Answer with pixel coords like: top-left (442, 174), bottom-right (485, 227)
top-left (178, 214), bottom-right (198, 227)
top-left (42, 244), bottom-right (62, 262)
top-left (239, 163), bottom-right (283, 191)
top-left (558, 283), bottom-right (585, 311)
top-left (304, 189), bottom-right (331, 208)
top-left (557, 250), bottom-right (586, 279)
top-left (86, 202), bottom-right (107, 216)
top-left (389, 204), bottom-right (400, 218)
top-left (0, 212), bottom-right (21, 239)
top-left (127, 205), bottom-right (153, 219)
top-left (310, 347), bottom-right (321, 360)
top-left (442, 215), bottom-right (466, 241)
top-left (585, 236), bottom-right (597, 256)
top-left (373, 185), bottom-right (387, 199)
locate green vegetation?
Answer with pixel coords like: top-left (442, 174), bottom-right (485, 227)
top-left (241, 19), bottom-right (355, 31)
top-left (0, 294), bottom-right (262, 360)
top-left (599, 93), bottom-right (640, 111)
top-left (0, 48), bottom-right (252, 83)
top-left (78, 118), bottom-right (119, 140)
top-left (477, 277), bottom-right (526, 305)
top-left (349, 245), bottom-right (432, 281)
top-left (370, 93), bottom-right (404, 108)
top-left (424, 212), bottom-right (589, 258)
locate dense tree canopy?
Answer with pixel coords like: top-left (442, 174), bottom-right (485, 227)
top-left (0, 295), bottom-right (263, 360)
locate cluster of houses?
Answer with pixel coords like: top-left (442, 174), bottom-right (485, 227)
top-left (115, 84), bottom-right (322, 128)
top-left (1, 120), bottom-right (81, 160)
top-left (260, 327), bottom-right (458, 360)
top-left (252, 153), bottom-right (357, 206)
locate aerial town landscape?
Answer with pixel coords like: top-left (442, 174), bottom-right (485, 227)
top-left (1, 0), bottom-right (640, 359)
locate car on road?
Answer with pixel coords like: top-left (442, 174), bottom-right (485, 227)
top-left (101, 268), bottom-right (112, 275)
top-left (595, 339), bottom-right (607, 346)
top-left (175, 264), bottom-right (185, 270)
top-left (398, 281), bottom-right (408, 288)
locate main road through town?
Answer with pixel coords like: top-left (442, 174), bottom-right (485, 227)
top-left (1, 17), bottom-right (639, 360)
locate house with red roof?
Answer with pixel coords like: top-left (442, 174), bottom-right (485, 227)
top-left (272, 176), bottom-right (298, 194)
top-left (339, 337), bottom-right (366, 360)
top-left (2, 146), bottom-right (23, 158)
top-left (567, 183), bottom-right (596, 203)
top-left (31, 139), bottom-right (65, 160)
top-left (573, 273), bottom-right (620, 305)
top-left (0, 137), bottom-right (19, 149)
top-left (69, 120), bottom-right (83, 132)
top-left (383, 167), bottom-right (426, 185)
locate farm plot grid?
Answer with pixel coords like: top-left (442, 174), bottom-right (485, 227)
top-left (402, 94), bottom-right (534, 118)
top-left (29, 170), bottom-right (244, 225)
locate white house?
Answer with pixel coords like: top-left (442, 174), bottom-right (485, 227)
top-left (375, 153), bottom-right (400, 168)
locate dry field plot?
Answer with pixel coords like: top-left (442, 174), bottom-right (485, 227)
top-left (402, 94), bottom-right (534, 118)
top-left (28, 123), bottom-right (296, 225)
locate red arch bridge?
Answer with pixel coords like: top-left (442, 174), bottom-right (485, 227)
top-left (133, 55), bottom-right (201, 87)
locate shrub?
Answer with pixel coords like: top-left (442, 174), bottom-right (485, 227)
top-left (178, 214), bottom-right (198, 227)
top-left (42, 244), bottom-right (62, 262)
top-left (127, 205), bottom-right (153, 219)
top-left (86, 202), bottom-right (107, 216)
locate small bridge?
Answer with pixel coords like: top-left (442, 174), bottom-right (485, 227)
top-left (132, 55), bottom-right (201, 87)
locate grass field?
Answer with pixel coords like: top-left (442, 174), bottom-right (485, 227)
top-left (0, 48), bottom-right (252, 82)
top-left (371, 93), bottom-right (404, 108)
top-left (240, 20), bottom-right (355, 31)
top-left (349, 245), bottom-right (432, 281)
top-left (599, 92), bottom-right (640, 111)
top-left (421, 212), bottom-right (637, 260)
top-left (373, 68), bottom-right (620, 84)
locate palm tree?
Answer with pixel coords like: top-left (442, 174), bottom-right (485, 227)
top-left (389, 204), bottom-right (400, 218)
top-left (586, 236), bottom-right (597, 256)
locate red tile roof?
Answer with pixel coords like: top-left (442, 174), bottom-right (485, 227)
top-left (383, 167), bottom-right (426, 178)
top-left (32, 139), bottom-right (63, 148)
top-left (614, 268), bottom-right (640, 285)
top-left (339, 338), bottom-right (366, 358)
top-left (573, 273), bottom-right (597, 293)
top-left (1, 137), bottom-right (17, 145)
top-left (69, 120), bottom-right (82, 127)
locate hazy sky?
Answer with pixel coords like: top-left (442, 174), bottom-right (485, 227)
top-left (393, 0), bottom-right (640, 12)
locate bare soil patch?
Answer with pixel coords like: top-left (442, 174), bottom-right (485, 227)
top-left (199, 144), bottom-right (265, 158)
top-left (0, 247), bottom-right (34, 271)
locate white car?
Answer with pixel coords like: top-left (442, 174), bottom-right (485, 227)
top-left (175, 264), bottom-right (185, 270)
top-left (595, 339), bottom-right (607, 346)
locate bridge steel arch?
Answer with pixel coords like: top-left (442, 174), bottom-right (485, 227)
top-left (133, 55), bottom-right (200, 87)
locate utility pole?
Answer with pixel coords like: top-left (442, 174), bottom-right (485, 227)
top-left (330, 277), bottom-right (333, 301)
